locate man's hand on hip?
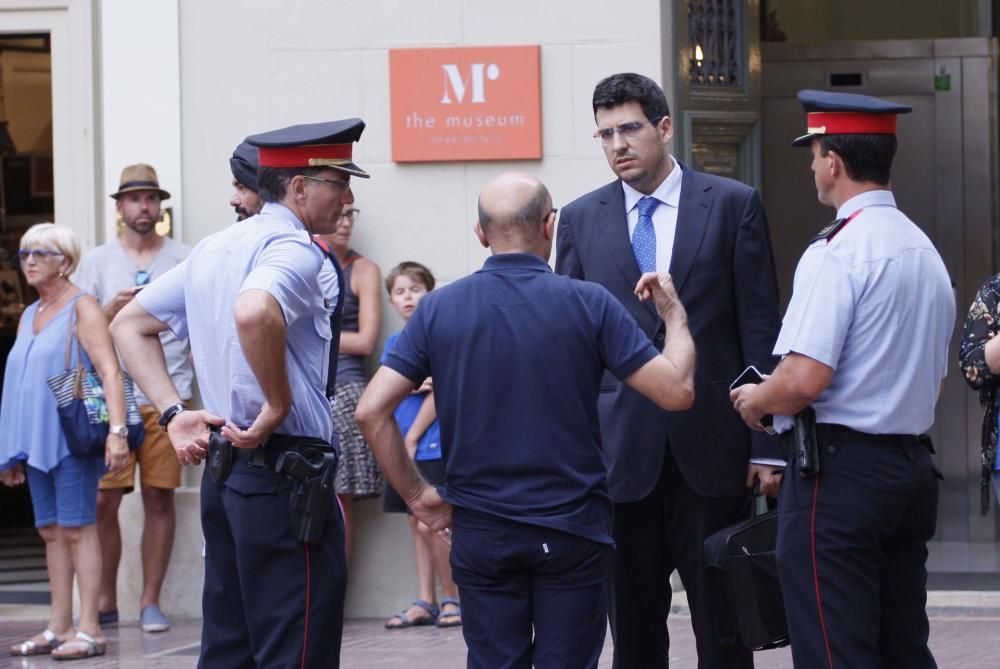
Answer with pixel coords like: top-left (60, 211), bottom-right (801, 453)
top-left (168, 409), bottom-right (225, 465)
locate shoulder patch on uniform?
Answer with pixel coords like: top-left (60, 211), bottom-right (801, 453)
top-left (810, 218), bottom-right (847, 244)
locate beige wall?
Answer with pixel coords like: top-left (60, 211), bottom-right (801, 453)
top-left (176, 0), bottom-right (665, 616)
top-left (99, 0), bottom-right (184, 244)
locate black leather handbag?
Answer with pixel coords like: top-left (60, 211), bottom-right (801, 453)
top-left (703, 485), bottom-right (789, 651)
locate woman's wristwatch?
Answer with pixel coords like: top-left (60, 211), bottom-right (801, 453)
top-left (109, 425), bottom-right (128, 439)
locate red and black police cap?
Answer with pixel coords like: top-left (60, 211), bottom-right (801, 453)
top-left (246, 119), bottom-right (370, 178)
top-left (792, 89), bottom-right (912, 147)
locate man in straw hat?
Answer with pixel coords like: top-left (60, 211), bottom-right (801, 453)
top-left (75, 163), bottom-right (192, 633)
top-left (111, 119), bottom-right (367, 667)
top-left (730, 90), bottom-right (954, 667)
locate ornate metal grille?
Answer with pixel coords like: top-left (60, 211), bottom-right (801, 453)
top-left (688, 0), bottom-right (743, 88)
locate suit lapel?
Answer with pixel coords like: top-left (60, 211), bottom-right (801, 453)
top-left (597, 182), bottom-right (658, 321)
top-left (669, 166), bottom-right (713, 293)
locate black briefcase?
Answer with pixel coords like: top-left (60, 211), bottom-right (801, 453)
top-left (703, 487), bottom-right (789, 651)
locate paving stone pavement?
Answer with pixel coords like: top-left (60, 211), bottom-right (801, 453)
top-left (2, 609), bottom-right (1000, 668)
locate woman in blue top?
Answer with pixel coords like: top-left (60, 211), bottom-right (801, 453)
top-left (0, 223), bottom-right (129, 660)
top-left (380, 262), bottom-right (460, 630)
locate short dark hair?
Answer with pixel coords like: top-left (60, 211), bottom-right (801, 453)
top-left (256, 166), bottom-right (329, 202)
top-left (818, 134), bottom-right (896, 185)
top-left (592, 73), bottom-right (670, 122)
top-left (478, 182), bottom-right (552, 241)
top-left (385, 261), bottom-right (436, 294)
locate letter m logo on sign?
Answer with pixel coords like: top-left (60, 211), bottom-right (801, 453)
top-left (389, 45), bottom-right (541, 162)
top-left (440, 63), bottom-right (500, 104)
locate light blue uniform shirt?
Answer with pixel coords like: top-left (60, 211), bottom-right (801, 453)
top-left (137, 202), bottom-right (339, 442)
top-left (773, 190), bottom-right (955, 435)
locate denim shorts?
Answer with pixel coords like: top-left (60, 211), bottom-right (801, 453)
top-left (26, 455), bottom-right (106, 528)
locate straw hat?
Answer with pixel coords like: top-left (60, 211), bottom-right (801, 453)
top-left (110, 163), bottom-right (171, 200)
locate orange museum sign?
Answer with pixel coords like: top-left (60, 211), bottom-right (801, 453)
top-left (389, 45), bottom-right (542, 162)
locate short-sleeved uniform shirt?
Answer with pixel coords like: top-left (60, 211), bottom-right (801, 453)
top-left (383, 253), bottom-right (659, 544)
top-left (381, 332), bottom-right (441, 461)
top-left (137, 202), bottom-right (339, 442)
top-left (75, 237), bottom-right (193, 403)
top-left (773, 190), bottom-right (955, 434)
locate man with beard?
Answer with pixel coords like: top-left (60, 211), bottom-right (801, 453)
top-left (75, 163), bottom-right (193, 633)
top-left (229, 139), bottom-right (263, 221)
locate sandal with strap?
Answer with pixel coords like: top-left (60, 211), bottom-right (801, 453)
top-left (384, 599), bottom-right (439, 629)
top-left (10, 628), bottom-right (63, 656)
top-left (436, 597), bottom-right (462, 628)
top-left (51, 631), bottom-right (106, 661)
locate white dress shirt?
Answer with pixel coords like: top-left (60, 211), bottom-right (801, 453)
top-left (622, 157), bottom-right (683, 272)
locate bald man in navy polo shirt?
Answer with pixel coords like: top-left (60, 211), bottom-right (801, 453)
top-left (356, 172), bottom-right (697, 669)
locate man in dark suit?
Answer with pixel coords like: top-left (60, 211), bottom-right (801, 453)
top-left (555, 72), bottom-right (782, 668)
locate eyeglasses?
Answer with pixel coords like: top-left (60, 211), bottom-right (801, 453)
top-left (301, 175), bottom-right (352, 190)
top-left (593, 117), bottom-right (664, 145)
top-left (340, 208), bottom-right (361, 222)
top-left (18, 249), bottom-right (64, 262)
top-left (135, 270), bottom-right (151, 286)
top-left (548, 207), bottom-right (558, 220)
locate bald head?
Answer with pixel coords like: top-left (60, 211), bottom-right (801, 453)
top-left (477, 172), bottom-right (553, 246)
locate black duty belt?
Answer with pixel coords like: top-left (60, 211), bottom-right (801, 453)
top-left (814, 424), bottom-right (920, 448)
top-left (780, 424), bottom-right (919, 451)
top-left (231, 433), bottom-right (333, 470)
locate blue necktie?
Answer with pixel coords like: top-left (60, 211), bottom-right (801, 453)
top-left (631, 196), bottom-right (660, 273)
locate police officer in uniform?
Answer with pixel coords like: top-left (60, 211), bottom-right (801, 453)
top-left (729, 91), bottom-right (955, 668)
top-left (111, 119), bottom-right (368, 668)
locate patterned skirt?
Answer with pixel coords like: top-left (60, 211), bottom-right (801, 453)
top-left (332, 380), bottom-right (384, 498)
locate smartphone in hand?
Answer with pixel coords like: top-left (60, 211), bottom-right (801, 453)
top-left (730, 365), bottom-right (775, 434)
top-left (729, 365), bottom-right (764, 391)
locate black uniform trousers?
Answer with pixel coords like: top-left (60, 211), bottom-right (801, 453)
top-left (449, 508), bottom-right (611, 669)
top-left (610, 445), bottom-right (752, 669)
top-left (776, 428), bottom-right (938, 669)
top-left (198, 459), bottom-right (347, 669)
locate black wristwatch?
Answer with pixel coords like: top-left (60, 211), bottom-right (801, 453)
top-left (158, 403), bottom-right (188, 429)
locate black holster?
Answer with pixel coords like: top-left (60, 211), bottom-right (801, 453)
top-left (207, 429), bottom-right (234, 485)
top-left (779, 407), bottom-right (819, 478)
top-left (275, 444), bottom-right (338, 543)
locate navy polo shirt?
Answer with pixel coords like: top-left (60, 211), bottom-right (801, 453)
top-left (383, 253), bottom-right (659, 544)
